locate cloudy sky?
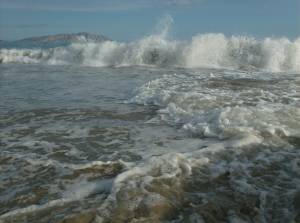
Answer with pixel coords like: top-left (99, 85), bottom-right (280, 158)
top-left (0, 0), bottom-right (299, 40)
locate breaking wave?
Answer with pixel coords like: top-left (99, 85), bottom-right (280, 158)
top-left (1, 33), bottom-right (300, 72)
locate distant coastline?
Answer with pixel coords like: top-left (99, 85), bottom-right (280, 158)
top-left (0, 32), bottom-right (111, 49)
top-left (18, 32), bottom-right (110, 43)
top-left (0, 32), bottom-right (110, 44)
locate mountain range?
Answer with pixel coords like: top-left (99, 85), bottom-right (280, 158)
top-left (0, 32), bottom-right (111, 48)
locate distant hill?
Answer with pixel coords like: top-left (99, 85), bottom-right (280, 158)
top-left (0, 32), bottom-right (111, 49)
top-left (19, 32), bottom-right (110, 43)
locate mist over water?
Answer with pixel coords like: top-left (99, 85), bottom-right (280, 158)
top-left (1, 16), bottom-right (300, 223)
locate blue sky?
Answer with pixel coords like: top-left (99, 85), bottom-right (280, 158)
top-left (0, 0), bottom-right (299, 41)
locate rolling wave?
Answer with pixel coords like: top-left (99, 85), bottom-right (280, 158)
top-left (1, 33), bottom-right (299, 72)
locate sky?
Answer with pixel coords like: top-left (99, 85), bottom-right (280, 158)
top-left (0, 0), bottom-right (299, 41)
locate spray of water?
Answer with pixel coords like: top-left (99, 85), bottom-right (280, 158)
top-left (1, 15), bottom-right (299, 72)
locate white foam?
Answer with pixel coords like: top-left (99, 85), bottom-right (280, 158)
top-left (1, 33), bottom-right (299, 72)
top-left (130, 73), bottom-right (300, 147)
top-left (63, 178), bottom-right (113, 200)
top-left (0, 198), bottom-right (71, 219)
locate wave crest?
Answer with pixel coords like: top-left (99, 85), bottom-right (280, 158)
top-left (1, 33), bottom-right (299, 72)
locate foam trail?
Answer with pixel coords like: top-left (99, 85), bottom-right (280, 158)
top-left (1, 33), bottom-right (299, 72)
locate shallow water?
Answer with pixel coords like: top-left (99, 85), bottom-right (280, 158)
top-left (0, 64), bottom-right (300, 223)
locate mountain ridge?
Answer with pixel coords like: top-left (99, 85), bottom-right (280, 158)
top-left (18, 32), bottom-right (111, 43)
top-left (0, 32), bottom-right (111, 49)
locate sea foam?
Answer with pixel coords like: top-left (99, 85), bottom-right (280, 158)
top-left (1, 33), bottom-right (299, 72)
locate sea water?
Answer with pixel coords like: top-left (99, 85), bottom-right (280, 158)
top-left (0, 33), bottom-right (300, 223)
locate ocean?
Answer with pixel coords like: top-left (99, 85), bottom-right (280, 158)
top-left (0, 33), bottom-right (300, 223)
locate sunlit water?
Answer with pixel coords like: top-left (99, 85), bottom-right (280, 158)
top-left (0, 63), bottom-right (299, 223)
